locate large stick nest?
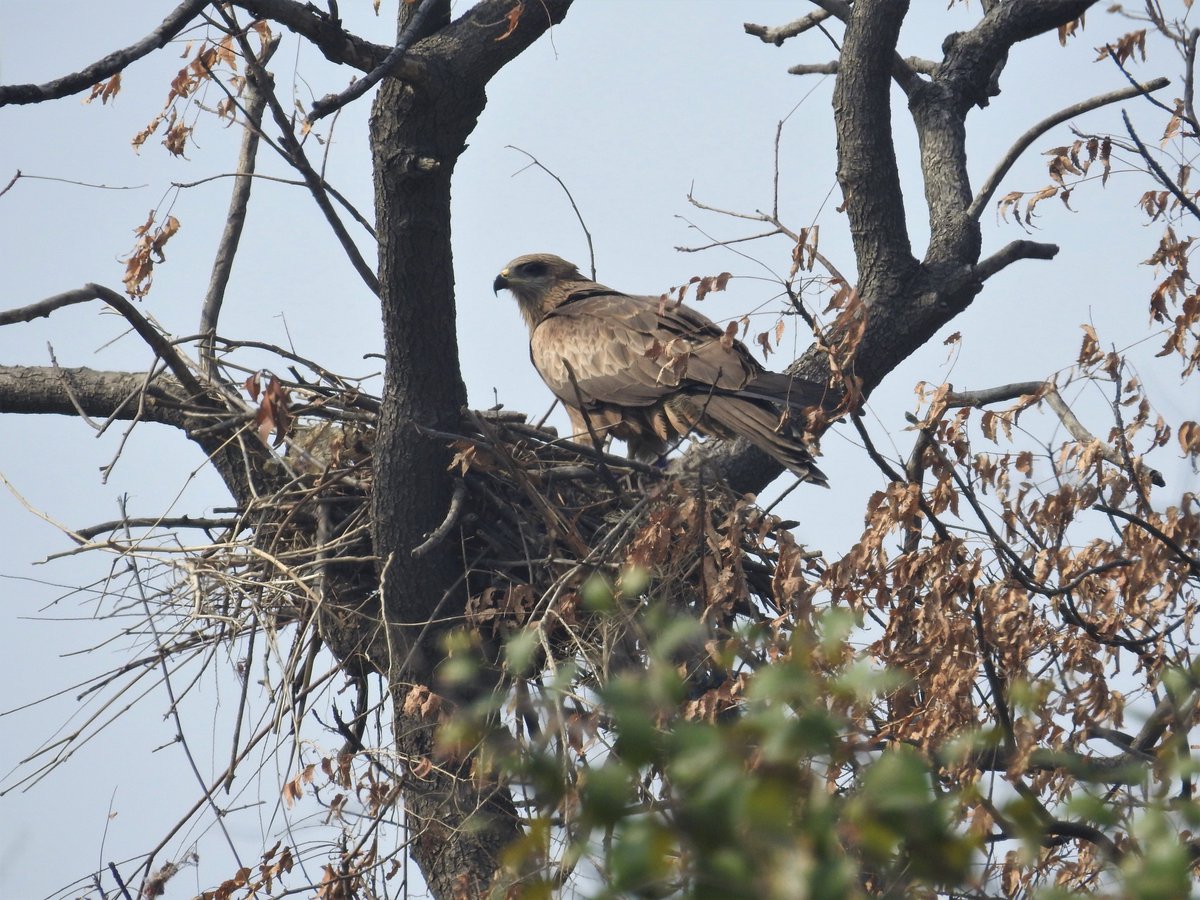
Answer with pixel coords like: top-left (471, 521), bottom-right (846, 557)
top-left (208, 406), bottom-right (821, 693)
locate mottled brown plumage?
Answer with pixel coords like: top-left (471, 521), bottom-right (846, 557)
top-left (493, 253), bottom-right (831, 484)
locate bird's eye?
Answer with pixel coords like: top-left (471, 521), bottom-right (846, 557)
top-left (520, 262), bottom-right (547, 277)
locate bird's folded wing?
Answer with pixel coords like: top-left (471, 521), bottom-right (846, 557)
top-left (532, 293), bottom-right (762, 406)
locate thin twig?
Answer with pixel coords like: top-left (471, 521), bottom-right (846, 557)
top-left (0, 1), bottom-right (208, 106)
top-left (561, 362), bottom-right (625, 497)
top-left (1107, 47), bottom-right (1193, 130)
top-left (411, 480), bottom-right (467, 558)
top-left (217, 7), bottom-right (381, 296)
top-left (1123, 109), bottom-right (1200, 222)
top-left (1044, 384), bottom-right (1164, 487)
top-left (507, 146), bottom-right (597, 280)
top-left (173, 172), bottom-right (374, 235)
top-left (680, 189), bottom-right (850, 286)
top-left (119, 498), bottom-right (244, 869)
top-left (308, 0), bottom-right (437, 122)
top-left (0, 171), bottom-right (147, 196)
top-left (107, 862), bottom-right (134, 900)
top-left (201, 36), bottom-right (281, 378)
top-left (1094, 504), bottom-right (1200, 577)
top-left (968, 76), bottom-right (1171, 221)
top-left (46, 343), bottom-right (101, 431)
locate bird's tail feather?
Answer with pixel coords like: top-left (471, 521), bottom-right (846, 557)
top-left (701, 394), bottom-right (828, 486)
top-left (743, 372), bottom-right (840, 412)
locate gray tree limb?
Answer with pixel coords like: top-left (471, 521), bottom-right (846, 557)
top-left (0, 1), bottom-right (209, 106)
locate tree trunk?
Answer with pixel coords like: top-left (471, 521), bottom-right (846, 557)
top-left (364, 3), bottom-right (576, 893)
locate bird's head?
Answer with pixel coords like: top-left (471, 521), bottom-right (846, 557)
top-left (494, 253), bottom-right (590, 329)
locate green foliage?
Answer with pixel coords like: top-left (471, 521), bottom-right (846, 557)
top-left (471, 594), bottom-right (1200, 898)
top-left (480, 607), bottom-right (989, 898)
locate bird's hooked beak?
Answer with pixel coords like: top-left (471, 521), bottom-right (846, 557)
top-left (492, 268), bottom-right (511, 295)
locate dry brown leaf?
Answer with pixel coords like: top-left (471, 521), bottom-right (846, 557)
top-left (495, 1), bottom-right (524, 40)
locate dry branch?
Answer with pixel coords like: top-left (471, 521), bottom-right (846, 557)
top-left (969, 76), bottom-right (1171, 220)
top-left (308, 0), bottom-right (438, 121)
top-left (744, 10), bottom-right (834, 46)
top-left (200, 35), bottom-right (281, 377)
top-left (0, 1), bottom-right (209, 106)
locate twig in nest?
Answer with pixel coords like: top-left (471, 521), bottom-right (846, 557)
top-left (412, 479), bottom-right (467, 558)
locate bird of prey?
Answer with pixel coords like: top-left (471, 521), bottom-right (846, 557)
top-left (493, 253), bottom-right (833, 485)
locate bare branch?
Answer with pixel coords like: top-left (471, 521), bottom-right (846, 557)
top-left (506, 146), bottom-right (597, 280)
top-left (308, 0), bottom-right (438, 122)
top-left (945, 381), bottom-right (1045, 408)
top-left (231, 0), bottom-right (389, 71)
top-left (2, 286), bottom-right (203, 397)
top-left (1185, 28), bottom-right (1199, 129)
top-left (0, 288), bottom-right (98, 327)
top-left (172, 171), bottom-right (374, 237)
top-left (1044, 387), bottom-right (1165, 487)
top-left (410, 480), bottom-right (467, 558)
top-left (47, 345), bottom-right (103, 431)
top-left (745, 11), bottom-right (834, 46)
top-left (789, 56), bottom-right (936, 77)
top-left (680, 190), bottom-right (850, 287)
top-left (0, 364), bottom-right (177, 424)
top-left (969, 77), bottom-right (1170, 221)
top-left (1107, 47), bottom-right (1194, 130)
top-left (975, 239), bottom-right (1059, 281)
top-left (74, 516), bottom-right (242, 541)
top-left (1123, 109), bottom-right (1200, 222)
top-left (219, 16), bottom-right (380, 296)
top-left (788, 61), bottom-right (839, 76)
top-left (200, 36), bottom-right (281, 378)
top-left (0, 1), bottom-right (209, 106)
top-left (1095, 505), bottom-right (1200, 576)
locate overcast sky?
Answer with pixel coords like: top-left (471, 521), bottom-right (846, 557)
top-left (1, 2), bottom-right (1196, 897)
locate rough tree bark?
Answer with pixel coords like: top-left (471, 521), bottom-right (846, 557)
top-left (701, 0), bottom-right (1098, 495)
top-left (363, 4), bottom-right (575, 892)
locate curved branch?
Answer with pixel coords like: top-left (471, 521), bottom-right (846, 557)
top-left (308, 0), bottom-right (438, 122)
top-left (975, 239), bottom-right (1059, 280)
top-left (969, 77), bottom-right (1170, 221)
top-left (226, 31), bottom-right (380, 296)
top-left (937, 0), bottom-right (1101, 117)
top-left (1095, 505), bottom-right (1200, 576)
top-left (410, 479), bottom-right (466, 558)
top-left (506, 146), bottom-right (597, 280)
top-left (745, 10), bottom-right (834, 46)
top-left (1123, 109), bottom-right (1200, 222)
top-left (200, 36), bottom-right (281, 377)
top-left (2, 286), bottom-right (203, 397)
top-left (0, 1), bottom-right (209, 107)
top-left (231, 0), bottom-right (389, 71)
